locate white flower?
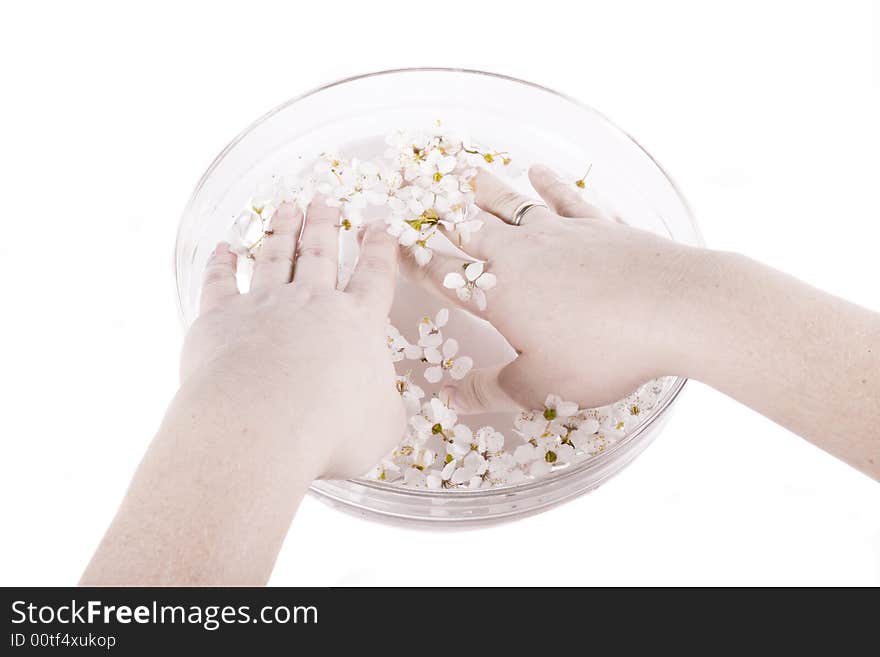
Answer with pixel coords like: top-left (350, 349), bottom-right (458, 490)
top-left (474, 426), bottom-right (505, 455)
top-left (443, 261), bottom-right (497, 311)
top-left (444, 423), bottom-right (474, 460)
top-left (449, 450), bottom-right (488, 485)
top-left (425, 471), bottom-right (444, 490)
top-left (403, 467), bottom-right (426, 487)
top-left (384, 212), bottom-right (421, 247)
top-left (534, 435), bottom-right (575, 467)
top-left (417, 309), bottom-right (449, 348)
top-left (411, 234), bottom-right (436, 266)
top-left (542, 394), bottom-right (579, 422)
top-left (227, 208), bottom-right (264, 255)
top-left (410, 397), bottom-right (458, 440)
top-left (514, 443), bottom-right (537, 465)
top-left (409, 148), bottom-right (457, 187)
top-left (395, 374), bottom-right (425, 415)
top-left (385, 322), bottom-right (422, 362)
top-left (412, 446), bottom-right (437, 470)
top-left (513, 411), bottom-right (547, 442)
top-left (366, 459), bottom-right (400, 483)
top-left (423, 338), bottom-right (473, 383)
top-left (570, 421), bottom-right (606, 455)
top-left (529, 459), bottom-right (553, 478)
top-left (440, 211), bottom-right (483, 245)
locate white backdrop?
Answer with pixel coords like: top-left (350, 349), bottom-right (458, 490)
top-left (1, 0), bottom-right (878, 586)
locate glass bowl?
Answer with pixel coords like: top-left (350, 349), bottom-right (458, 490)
top-left (175, 68), bottom-right (702, 526)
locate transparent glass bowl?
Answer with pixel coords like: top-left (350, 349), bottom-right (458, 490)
top-left (176, 68), bottom-right (702, 526)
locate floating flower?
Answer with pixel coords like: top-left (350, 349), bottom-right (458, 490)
top-left (542, 394), bottom-right (579, 422)
top-left (385, 322), bottom-right (422, 362)
top-left (395, 373), bottom-right (425, 415)
top-left (417, 308), bottom-right (449, 348)
top-left (410, 397), bottom-right (459, 441)
top-left (442, 261), bottom-right (497, 311)
top-left (423, 338), bottom-right (473, 383)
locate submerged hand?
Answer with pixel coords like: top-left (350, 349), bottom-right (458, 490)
top-left (182, 198), bottom-right (405, 479)
top-left (405, 166), bottom-right (702, 413)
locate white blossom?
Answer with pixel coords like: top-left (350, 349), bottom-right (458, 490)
top-left (423, 338), bottom-right (473, 383)
top-left (443, 261), bottom-right (496, 310)
top-left (395, 373), bottom-right (425, 415)
top-left (417, 309), bottom-right (449, 348)
top-left (385, 322), bottom-right (422, 362)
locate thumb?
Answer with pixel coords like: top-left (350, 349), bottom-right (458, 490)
top-left (442, 363), bottom-right (523, 415)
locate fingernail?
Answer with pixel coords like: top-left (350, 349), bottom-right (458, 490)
top-left (529, 164), bottom-right (560, 184)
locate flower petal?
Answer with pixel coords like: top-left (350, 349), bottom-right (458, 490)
top-left (464, 261), bottom-right (484, 281)
top-left (443, 272), bottom-right (466, 289)
top-left (414, 246), bottom-right (433, 266)
top-left (450, 356), bottom-right (473, 380)
top-left (424, 366), bottom-right (443, 383)
top-left (442, 338), bottom-right (459, 359)
top-left (475, 272), bottom-right (496, 289)
top-left (424, 346), bottom-right (442, 364)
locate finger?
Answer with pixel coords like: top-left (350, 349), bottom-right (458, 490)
top-left (400, 246), bottom-right (492, 316)
top-left (346, 222), bottom-right (399, 316)
top-left (473, 168), bottom-right (554, 226)
top-left (442, 363), bottom-right (522, 415)
top-left (251, 202), bottom-right (304, 289)
top-left (295, 196), bottom-right (340, 289)
top-left (200, 242), bottom-right (238, 313)
top-left (529, 164), bottom-right (611, 220)
top-left (439, 209), bottom-right (512, 261)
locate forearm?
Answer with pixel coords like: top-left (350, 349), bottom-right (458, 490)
top-left (670, 249), bottom-right (880, 479)
top-left (81, 365), bottom-right (320, 586)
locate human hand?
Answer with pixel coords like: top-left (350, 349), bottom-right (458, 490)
top-left (181, 198), bottom-right (406, 479)
top-left (406, 165), bottom-right (702, 413)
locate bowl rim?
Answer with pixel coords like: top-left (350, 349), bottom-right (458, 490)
top-left (177, 66), bottom-right (700, 504)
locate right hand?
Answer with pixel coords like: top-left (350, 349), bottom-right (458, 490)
top-left (405, 165), bottom-right (702, 413)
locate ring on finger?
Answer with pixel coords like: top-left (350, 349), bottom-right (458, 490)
top-left (510, 201), bottom-right (548, 226)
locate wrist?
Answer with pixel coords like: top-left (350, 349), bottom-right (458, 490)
top-left (657, 247), bottom-right (745, 382)
top-left (176, 357), bottom-right (328, 485)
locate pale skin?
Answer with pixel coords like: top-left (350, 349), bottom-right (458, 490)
top-left (83, 168), bottom-right (879, 585)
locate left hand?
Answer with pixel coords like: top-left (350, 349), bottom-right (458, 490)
top-left (181, 197), bottom-right (406, 479)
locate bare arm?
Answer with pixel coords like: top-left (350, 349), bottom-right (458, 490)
top-left (82, 200), bottom-right (405, 585)
top-left (425, 166), bottom-right (880, 480)
top-left (672, 250), bottom-right (880, 478)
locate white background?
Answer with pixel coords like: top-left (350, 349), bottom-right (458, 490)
top-left (1, 1), bottom-right (878, 586)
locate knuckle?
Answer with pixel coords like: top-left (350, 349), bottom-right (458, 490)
top-left (258, 248), bottom-right (294, 266)
top-left (297, 244), bottom-right (325, 259)
top-left (202, 267), bottom-right (228, 285)
top-left (494, 190), bottom-right (525, 213)
top-left (467, 371), bottom-right (491, 411)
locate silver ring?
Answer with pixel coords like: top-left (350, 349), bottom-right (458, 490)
top-left (511, 201), bottom-right (548, 226)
